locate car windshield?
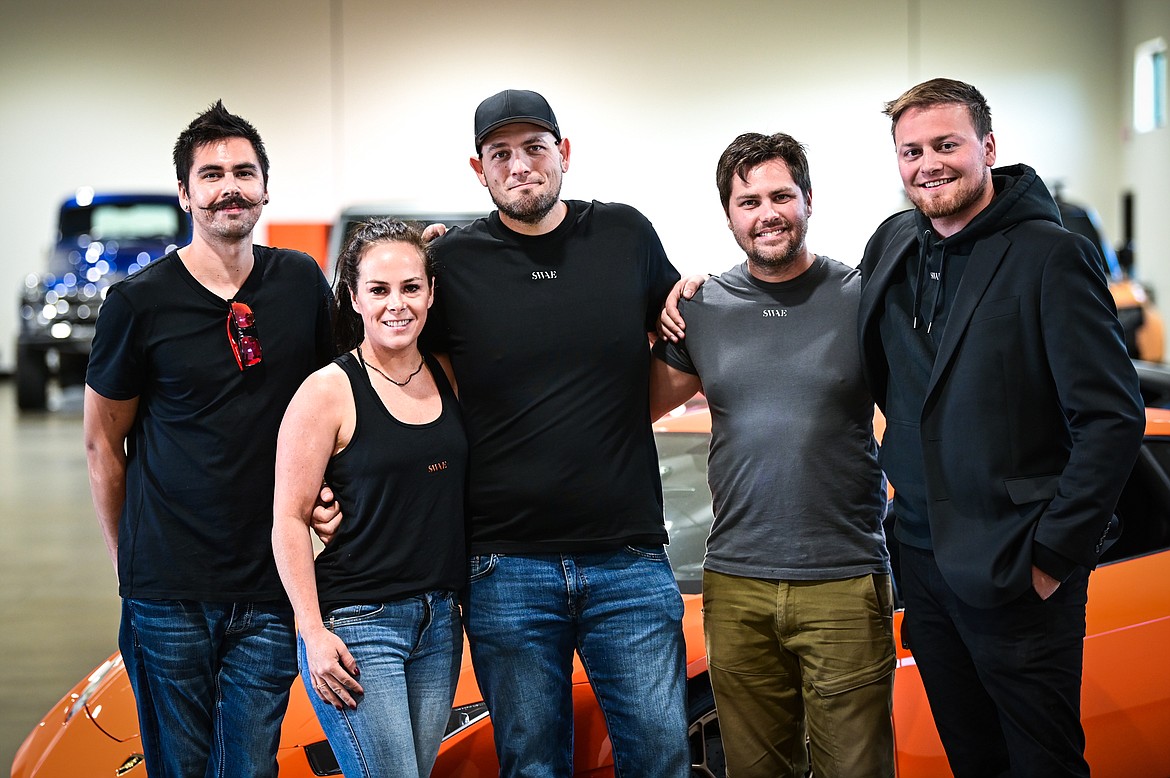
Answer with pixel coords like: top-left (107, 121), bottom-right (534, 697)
top-left (60, 203), bottom-right (185, 242)
top-left (657, 430), bottom-right (713, 594)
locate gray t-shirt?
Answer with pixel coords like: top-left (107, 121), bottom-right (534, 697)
top-left (660, 257), bottom-right (888, 580)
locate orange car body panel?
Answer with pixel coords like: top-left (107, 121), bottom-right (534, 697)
top-left (13, 410), bottom-right (1170, 777)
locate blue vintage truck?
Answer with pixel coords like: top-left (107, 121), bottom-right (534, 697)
top-left (16, 192), bottom-right (191, 410)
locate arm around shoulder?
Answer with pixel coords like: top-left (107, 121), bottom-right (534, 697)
top-left (657, 274), bottom-right (709, 342)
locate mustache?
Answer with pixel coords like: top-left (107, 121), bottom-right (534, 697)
top-left (755, 221), bottom-right (793, 235)
top-left (200, 194), bottom-right (266, 212)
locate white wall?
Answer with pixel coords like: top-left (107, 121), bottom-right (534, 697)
top-left (0, 0), bottom-right (1157, 371)
top-left (1122, 1), bottom-right (1170, 308)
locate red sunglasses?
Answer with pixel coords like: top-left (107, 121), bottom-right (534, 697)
top-left (227, 301), bottom-right (262, 370)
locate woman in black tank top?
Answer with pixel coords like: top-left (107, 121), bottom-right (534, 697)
top-left (272, 219), bottom-right (467, 777)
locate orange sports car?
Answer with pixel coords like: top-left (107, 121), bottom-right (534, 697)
top-left (13, 403), bottom-right (1170, 777)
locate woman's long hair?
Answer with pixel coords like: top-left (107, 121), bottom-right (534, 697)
top-left (332, 218), bottom-right (435, 355)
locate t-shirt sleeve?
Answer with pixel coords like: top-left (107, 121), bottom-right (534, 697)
top-left (652, 335), bottom-right (698, 375)
top-left (420, 265), bottom-right (452, 354)
top-left (421, 236), bottom-right (456, 355)
top-left (85, 287), bottom-right (143, 400)
top-left (313, 266), bottom-right (335, 365)
top-left (641, 220), bottom-right (681, 333)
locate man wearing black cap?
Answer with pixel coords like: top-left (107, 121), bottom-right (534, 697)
top-left (421, 89), bottom-right (690, 777)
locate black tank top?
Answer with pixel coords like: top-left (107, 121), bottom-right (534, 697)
top-left (314, 351), bottom-right (467, 615)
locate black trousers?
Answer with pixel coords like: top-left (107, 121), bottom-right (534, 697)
top-left (899, 544), bottom-right (1090, 778)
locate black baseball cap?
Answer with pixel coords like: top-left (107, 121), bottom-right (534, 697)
top-left (474, 89), bottom-right (561, 152)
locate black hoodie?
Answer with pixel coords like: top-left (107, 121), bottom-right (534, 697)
top-left (877, 164), bottom-right (1064, 550)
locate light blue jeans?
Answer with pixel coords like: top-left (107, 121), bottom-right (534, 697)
top-left (300, 591), bottom-right (462, 778)
top-left (464, 547), bottom-right (690, 778)
top-left (119, 598), bottom-right (298, 778)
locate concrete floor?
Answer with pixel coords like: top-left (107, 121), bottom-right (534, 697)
top-left (1, 380), bottom-right (123, 772)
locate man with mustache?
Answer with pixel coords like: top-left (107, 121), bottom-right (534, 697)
top-left (858, 78), bottom-right (1143, 777)
top-left (83, 100), bottom-right (333, 777)
top-left (651, 132), bottom-right (894, 778)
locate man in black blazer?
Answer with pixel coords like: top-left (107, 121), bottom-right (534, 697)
top-left (858, 78), bottom-right (1144, 777)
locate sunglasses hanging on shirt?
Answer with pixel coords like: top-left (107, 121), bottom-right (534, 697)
top-left (227, 300), bottom-right (263, 370)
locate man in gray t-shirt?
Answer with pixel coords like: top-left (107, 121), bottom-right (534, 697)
top-left (651, 132), bottom-right (895, 778)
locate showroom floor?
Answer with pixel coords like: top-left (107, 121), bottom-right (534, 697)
top-left (0, 380), bottom-right (122, 771)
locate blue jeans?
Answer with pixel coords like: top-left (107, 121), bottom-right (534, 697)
top-left (464, 546), bottom-right (689, 778)
top-left (299, 591), bottom-right (462, 778)
top-left (119, 598), bottom-right (298, 778)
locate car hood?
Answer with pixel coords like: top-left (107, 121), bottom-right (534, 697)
top-left (11, 654), bottom-right (143, 778)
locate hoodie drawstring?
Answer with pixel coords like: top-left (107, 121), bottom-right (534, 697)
top-left (926, 242), bottom-right (946, 334)
top-left (912, 229), bottom-right (947, 334)
top-left (912, 229), bottom-right (932, 329)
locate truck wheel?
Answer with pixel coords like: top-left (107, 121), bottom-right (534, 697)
top-left (16, 345), bottom-right (48, 410)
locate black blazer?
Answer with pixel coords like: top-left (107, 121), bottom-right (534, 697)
top-left (859, 205), bottom-right (1144, 609)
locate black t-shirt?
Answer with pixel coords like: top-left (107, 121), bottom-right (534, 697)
top-left (314, 352), bottom-right (467, 615)
top-left (86, 247), bottom-right (333, 600)
top-left (421, 200), bottom-right (680, 553)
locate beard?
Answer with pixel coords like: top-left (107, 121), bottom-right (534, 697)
top-left (202, 209), bottom-right (261, 240)
top-left (908, 166), bottom-right (991, 222)
top-left (490, 180), bottom-right (561, 225)
top-left (740, 215), bottom-right (809, 274)
top-left (493, 189), bottom-right (559, 225)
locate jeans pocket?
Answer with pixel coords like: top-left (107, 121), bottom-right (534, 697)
top-left (623, 544), bottom-right (670, 562)
top-left (468, 553), bottom-right (499, 583)
top-left (325, 603), bottom-right (385, 629)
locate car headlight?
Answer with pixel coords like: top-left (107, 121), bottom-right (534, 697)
top-left (66, 656), bottom-right (123, 723)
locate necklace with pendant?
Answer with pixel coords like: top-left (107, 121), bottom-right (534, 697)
top-left (357, 345), bottom-right (424, 387)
